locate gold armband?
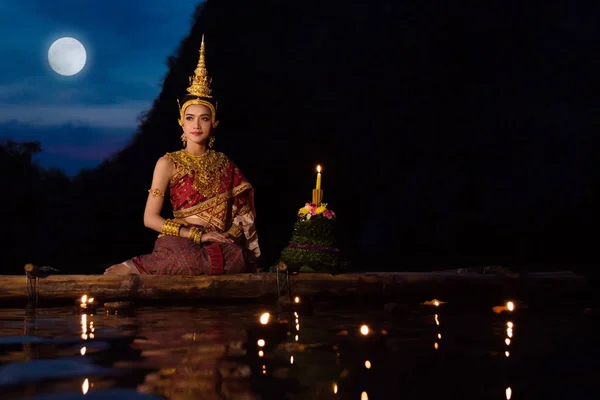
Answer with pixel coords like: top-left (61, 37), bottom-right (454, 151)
top-left (148, 188), bottom-right (165, 197)
top-left (226, 224), bottom-right (243, 239)
top-left (188, 226), bottom-right (203, 245)
top-left (161, 218), bottom-right (184, 237)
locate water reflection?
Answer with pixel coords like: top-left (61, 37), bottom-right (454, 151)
top-left (0, 299), bottom-right (596, 399)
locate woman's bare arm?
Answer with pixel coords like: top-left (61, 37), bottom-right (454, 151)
top-left (143, 157), bottom-right (190, 238)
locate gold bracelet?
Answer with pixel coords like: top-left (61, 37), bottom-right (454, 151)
top-left (188, 226), bottom-right (203, 244)
top-left (148, 188), bottom-right (165, 197)
top-left (161, 219), bottom-right (183, 236)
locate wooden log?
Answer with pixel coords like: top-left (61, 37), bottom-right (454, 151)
top-left (0, 272), bottom-right (590, 306)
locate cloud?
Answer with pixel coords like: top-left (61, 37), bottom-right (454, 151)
top-left (0, 101), bottom-right (150, 129)
top-left (0, 120), bottom-right (133, 174)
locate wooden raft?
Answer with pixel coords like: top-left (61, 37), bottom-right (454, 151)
top-left (0, 272), bottom-right (590, 305)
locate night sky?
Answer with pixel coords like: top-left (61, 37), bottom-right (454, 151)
top-left (0, 0), bottom-right (199, 175)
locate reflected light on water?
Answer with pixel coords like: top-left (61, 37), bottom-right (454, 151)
top-left (507, 301), bottom-right (515, 312)
top-left (438, 333), bottom-right (442, 339)
top-left (333, 383), bottom-right (338, 394)
top-left (257, 339), bottom-right (265, 347)
top-left (290, 355), bottom-right (294, 364)
top-left (360, 325), bottom-right (369, 335)
top-left (81, 314), bottom-right (88, 340)
top-left (294, 296), bottom-right (300, 304)
top-left (506, 387), bottom-right (512, 399)
top-left (81, 378), bottom-right (89, 395)
top-left (295, 334), bottom-right (298, 341)
top-left (507, 321), bottom-right (513, 328)
top-left (365, 360), bottom-right (371, 369)
top-left (505, 351), bottom-right (510, 357)
top-left (80, 347), bottom-right (86, 356)
top-left (434, 314), bottom-right (440, 326)
top-left (505, 338), bottom-right (511, 346)
top-left (434, 342), bottom-right (439, 350)
top-left (258, 350), bottom-right (264, 357)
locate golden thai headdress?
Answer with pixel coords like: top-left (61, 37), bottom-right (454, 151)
top-left (178, 35), bottom-right (219, 128)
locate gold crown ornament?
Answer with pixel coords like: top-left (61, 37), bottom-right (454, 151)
top-left (178, 35), bottom-right (219, 128)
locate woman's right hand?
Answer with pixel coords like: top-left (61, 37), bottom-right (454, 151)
top-left (201, 231), bottom-right (233, 243)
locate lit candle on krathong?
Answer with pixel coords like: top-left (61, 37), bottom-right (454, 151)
top-left (312, 165), bottom-right (324, 205)
top-left (316, 165), bottom-right (322, 190)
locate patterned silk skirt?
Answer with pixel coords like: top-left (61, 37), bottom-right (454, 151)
top-left (125, 236), bottom-right (256, 275)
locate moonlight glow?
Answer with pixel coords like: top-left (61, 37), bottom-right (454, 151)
top-left (48, 37), bottom-right (87, 76)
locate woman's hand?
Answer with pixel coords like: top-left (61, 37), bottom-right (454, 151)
top-left (201, 231), bottom-right (233, 243)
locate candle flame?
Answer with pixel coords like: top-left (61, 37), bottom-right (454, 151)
top-left (88, 297), bottom-right (94, 303)
top-left (259, 312), bottom-right (270, 325)
top-left (81, 295), bottom-right (87, 303)
top-left (290, 355), bottom-right (294, 364)
top-left (360, 325), bottom-right (369, 335)
top-left (294, 296), bottom-right (300, 303)
top-left (507, 301), bottom-right (515, 311)
top-left (317, 165), bottom-right (321, 173)
top-left (506, 387), bottom-right (512, 400)
top-left (333, 383), bottom-right (338, 394)
top-left (361, 391), bottom-right (369, 400)
top-left (365, 360), bottom-right (371, 369)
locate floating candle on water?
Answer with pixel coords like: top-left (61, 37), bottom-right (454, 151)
top-left (259, 312), bottom-right (270, 325)
top-left (360, 325), bottom-right (369, 335)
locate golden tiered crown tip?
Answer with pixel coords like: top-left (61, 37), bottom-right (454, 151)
top-left (185, 35), bottom-right (212, 98)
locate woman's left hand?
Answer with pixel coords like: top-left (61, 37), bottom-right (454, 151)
top-left (201, 231), bottom-right (233, 243)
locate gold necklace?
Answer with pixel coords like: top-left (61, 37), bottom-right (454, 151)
top-left (172, 150), bottom-right (229, 197)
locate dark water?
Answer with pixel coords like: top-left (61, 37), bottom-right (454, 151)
top-left (0, 299), bottom-right (597, 399)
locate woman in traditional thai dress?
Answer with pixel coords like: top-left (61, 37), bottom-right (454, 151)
top-left (105, 37), bottom-right (260, 275)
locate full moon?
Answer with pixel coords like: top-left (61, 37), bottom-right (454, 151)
top-left (48, 37), bottom-right (87, 76)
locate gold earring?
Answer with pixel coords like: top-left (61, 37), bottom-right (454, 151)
top-left (209, 136), bottom-right (215, 148)
top-left (181, 132), bottom-right (187, 146)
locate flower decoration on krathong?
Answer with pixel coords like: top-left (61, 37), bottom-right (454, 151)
top-left (298, 202), bottom-right (336, 221)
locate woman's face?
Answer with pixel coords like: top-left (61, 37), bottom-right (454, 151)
top-left (182, 104), bottom-right (213, 145)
